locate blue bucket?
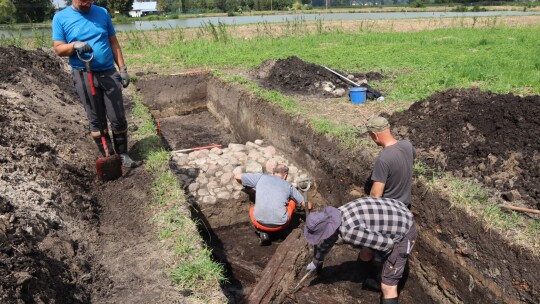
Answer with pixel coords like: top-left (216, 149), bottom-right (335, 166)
top-left (349, 87), bottom-right (367, 104)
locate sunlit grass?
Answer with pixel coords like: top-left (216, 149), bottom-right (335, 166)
top-left (120, 22), bottom-right (540, 102)
top-left (129, 91), bottom-right (226, 300)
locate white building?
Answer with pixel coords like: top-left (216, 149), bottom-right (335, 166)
top-left (129, 1), bottom-right (158, 17)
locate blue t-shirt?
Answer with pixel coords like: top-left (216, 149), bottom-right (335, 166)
top-left (52, 5), bottom-right (116, 71)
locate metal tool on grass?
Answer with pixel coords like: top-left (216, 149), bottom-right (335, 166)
top-left (322, 65), bottom-right (361, 87)
top-left (499, 204), bottom-right (540, 215)
top-left (78, 51), bottom-right (122, 181)
top-left (322, 65), bottom-right (384, 101)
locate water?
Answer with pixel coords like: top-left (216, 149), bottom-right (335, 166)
top-left (3, 11), bottom-right (539, 38)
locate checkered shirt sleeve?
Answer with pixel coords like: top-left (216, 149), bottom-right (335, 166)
top-left (338, 197), bottom-right (413, 254)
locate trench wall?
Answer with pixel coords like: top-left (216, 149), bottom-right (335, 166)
top-left (137, 73), bottom-right (539, 304)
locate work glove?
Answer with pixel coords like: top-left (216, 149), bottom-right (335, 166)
top-left (306, 258), bottom-right (322, 273)
top-left (73, 41), bottom-right (92, 53)
top-left (119, 66), bottom-right (130, 88)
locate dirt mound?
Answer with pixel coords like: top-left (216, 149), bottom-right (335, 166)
top-left (254, 56), bottom-right (383, 97)
top-left (390, 88), bottom-right (540, 209)
top-left (0, 46), bottom-right (99, 302)
top-left (1, 46), bottom-right (188, 304)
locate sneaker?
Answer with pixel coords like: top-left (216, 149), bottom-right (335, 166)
top-left (120, 153), bottom-right (139, 168)
top-left (259, 232), bottom-right (270, 246)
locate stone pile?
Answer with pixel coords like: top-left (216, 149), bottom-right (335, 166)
top-left (171, 139), bottom-right (308, 206)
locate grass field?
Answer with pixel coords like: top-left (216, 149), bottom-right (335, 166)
top-left (120, 18), bottom-right (540, 102)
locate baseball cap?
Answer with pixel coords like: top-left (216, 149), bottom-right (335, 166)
top-left (367, 116), bottom-right (390, 132)
top-left (304, 207), bottom-right (342, 245)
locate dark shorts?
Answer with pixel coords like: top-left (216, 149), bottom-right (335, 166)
top-left (71, 69), bottom-right (127, 132)
top-left (381, 222), bottom-right (417, 286)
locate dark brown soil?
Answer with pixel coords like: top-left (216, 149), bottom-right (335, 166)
top-left (254, 56), bottom-right (383, 97)
top-left (3, 45), bottom-right (539, 304)
top-left (0, 46), bottom-right (183, 303)
top-left (159, 111), bottom-right (235, 150)
top-left (390, 88), bottom-right (540, 210)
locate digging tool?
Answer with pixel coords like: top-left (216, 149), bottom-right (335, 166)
top-left (289, 269), bottom-right (315, 294)
top-left (77, 51), bottom-right (122, 180)
top-left (499, 204), bottom-right (540, 215)
top-left (172, 144), bottom-right (222, 153)
top-left (322, 65), bottom-right (382, 100)
top-left (95, 130), bottom-right (122, 180)
top-left (322, 65), bottom-right (362, 87)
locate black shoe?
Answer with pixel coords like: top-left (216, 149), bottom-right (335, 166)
top-left (363, 278), bottom-right (381, 292)
top-left (120, 153), bottom-right (139, 168)
top-left (259, 232), bottom-right (270, 245)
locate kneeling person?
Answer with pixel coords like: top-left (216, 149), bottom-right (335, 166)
top-left (234, 164), bottom-right (308, 245)
top-left (304, 197), bottom-right (416, 304)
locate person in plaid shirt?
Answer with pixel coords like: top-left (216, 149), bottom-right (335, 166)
top-left (304, 197), bottom-right (417, 304)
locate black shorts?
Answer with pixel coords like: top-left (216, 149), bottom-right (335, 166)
top-left (381, 223), bottom-right (417, 286)
top-left (71, 69), bottom-right (127, 132)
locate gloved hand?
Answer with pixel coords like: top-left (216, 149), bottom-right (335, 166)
top-left (306, 258), bottom-right (322, 272)
top-left (73, 41), bottom-right (92, 53)
top-left (119, 66), bottom-right (130, 88)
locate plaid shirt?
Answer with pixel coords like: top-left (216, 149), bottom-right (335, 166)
top-left (314, 197), bottom-right (414, 262)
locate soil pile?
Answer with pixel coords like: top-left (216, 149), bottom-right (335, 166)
top-left (390, 88), bottom-right (540, 210)
top-left (254, 56), bottom-right (383, 97)
top-left (1, 46), bottom-right (196, 304)
top-left (0, 46), bottom-right (98, 302)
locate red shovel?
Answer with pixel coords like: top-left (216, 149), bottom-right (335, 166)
top-left (77, 51), bottom-right (122, 181)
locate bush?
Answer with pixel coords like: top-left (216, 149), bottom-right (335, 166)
top-left (292, 1), bottom-right (302, 10)
top-left (302, 4), bottom-right (313, 10)
top-left (451, 5), bottom-right (468, 12)
top-left (410, 0), bottom-right (425, 8)
top-left (470, 6), bottom-right (487, 12)
top-left (114, 14), bottom-right (131, 24)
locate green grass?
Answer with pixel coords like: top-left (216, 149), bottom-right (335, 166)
top-left (212, 70), bottom-right (301, 115)
top-left (122, 22), bottom-right (540, 102)
top-left (418, 171), bottom-right (539, 251)
top-left (130, 93), bottom-right (226, 300)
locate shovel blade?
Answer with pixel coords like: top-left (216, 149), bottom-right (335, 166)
top-left (96, 155), bottom-right (122, 181)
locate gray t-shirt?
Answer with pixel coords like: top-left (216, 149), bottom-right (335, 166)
top-left (371, 140), bottom-right (415, 206)
top-left (241, 173), bottom-right (305, 226)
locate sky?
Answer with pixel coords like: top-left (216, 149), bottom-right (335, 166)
top-left (53, 0), bottom-right (66, 8)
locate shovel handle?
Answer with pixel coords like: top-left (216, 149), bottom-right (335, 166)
top-left (76, 51), bottom-right (96, 96)
top-left (88, 71), bottom-right (96, 96)
top-left (101, 135), bottom-right (110, 157)
top-left (172, 144), bottom-right (222, 153)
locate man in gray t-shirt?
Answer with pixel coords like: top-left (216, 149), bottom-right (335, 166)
top-left (234, 164), bottom-right (308, 245)
top-left (359, 116), bottom-right (416, 290)
top-left (367, 116), bottom-right (416, 207)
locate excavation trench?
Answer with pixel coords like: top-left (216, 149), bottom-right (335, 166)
top-left (137, 72), bottom-right (538, 304)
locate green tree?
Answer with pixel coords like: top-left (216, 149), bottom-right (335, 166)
top-left (14, 0), bottom-right (55, 22)
top-left (108, 0), bottom-right (134, 15)
top-left (0, 0), bottom-right (16, 24)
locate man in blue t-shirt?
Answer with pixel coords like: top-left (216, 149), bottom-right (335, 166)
top-left (52, 0), bottom-right (137, 168)
top-left (234, 164), bottom-right (310, 245)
